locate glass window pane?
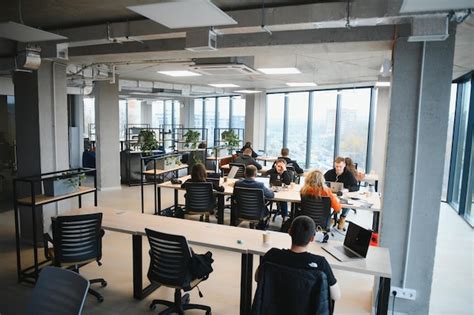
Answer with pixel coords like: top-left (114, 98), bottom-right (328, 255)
top-left (231, 96), bottom-right (246, 129)
top-left (83, 97), bottom-right (95, 140)
top-left (217, 97), bottom-right (230, 128)
top-left (152, 100), bottom-right (164, 128)
top-left (127, 99), bottom-right (141, 125)
top-left (442, 84), bottom-right (457, 200)
top-left (173, 100), bottom-right (181, 127)
top-left (265, 93), bottom-right (285, 157)
top-left (164, 100), bottom-right (173, 126)
top-left (194, 99), bottom-right (203, 128)
top-left (204, 98), bottom-right (216, 145)
top-left (287, 92), bottom-right (309, 165)
top-left (338, 88), bottom-right (371, 172)
top-left (311, 91), bottom-right (337, 170)
top-left (452, 81), bottom-right (471, 207)
top-left (119, 100), bottom-right (127, 141)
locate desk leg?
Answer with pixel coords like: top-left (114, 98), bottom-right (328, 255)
top-left (132, 235), bottom-right (160, 300)
top-left (375, 180), bottom-right (379, 192)
top-left (372, 212), bottom-right (380, 233)
top-left (156, 187), bottom-right (162, 215)
top-left (174, 189), bottom-right (178, 209)
top-left (376, 277), bottom-right (391, 315)
top-left (217, 195), bottom-right (224, 225)
top-left (240, 253), bottom-right (253, 315)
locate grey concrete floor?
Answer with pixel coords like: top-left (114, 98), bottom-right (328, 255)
top-left (0, 185), bottom-right (472, 314)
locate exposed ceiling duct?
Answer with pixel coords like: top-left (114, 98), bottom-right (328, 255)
top-left (190, 57), bottom-right (258, 75)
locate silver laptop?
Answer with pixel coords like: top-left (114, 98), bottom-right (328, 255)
top-left (322, 222), bottom-right (372, 262)
top-left (255, 177), bottom-right (270, 188)
top-left (228, 166), bottom-right (239, 179)
top-left (329, 181), bottom-right (344, 193)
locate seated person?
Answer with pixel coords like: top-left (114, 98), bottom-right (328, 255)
top-left (324, 156), bottom-right (359, 230)
top-left (234, 148), bottom-right (263, 170)
top-left (240, 141), bottom-right (258, 158)
top-left (300, 169), bottom-right (342, 226)
top-left (277, 147), bottom-right (304, 174)
top-left (267, 159), bottom-right (293, 221)
top-left (181, 163), bottom-right (224, 221)
top-left (256, 215), bottom-right (341, 301)
top-left (344, 157), bottom-right (365, 182)
top-left (235, 165), bottom-right (274, 229)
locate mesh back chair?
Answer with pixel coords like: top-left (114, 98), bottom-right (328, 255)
top-left (229, 163), bottom-right (246, 179)
top-left (27, 266), bottom-right (89, 315)
top-left (233, 187), bottom-right (269, 229)
top-left (252, 262), bottom-right (333, 315)
top-left (145, 229), bottom-right (211, 315)
top-left (300, 196), bottom-right (332, 232)
top-left (44, 213), bottom-right (107, 302)
top-left (184, 182), bottom-right (215, 222)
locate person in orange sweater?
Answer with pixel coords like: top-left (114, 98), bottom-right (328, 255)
top-left (300, 169), bottom-right (342, 216)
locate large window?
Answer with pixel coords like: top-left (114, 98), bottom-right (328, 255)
top-left (311, 91), bottom-right (337, 170)
top-left (152, 100), bottom-right (165, 128)
top-left (447, 72), bottom-right (474, 226)
top-left (83, 97), bottom-right (95, 140)
top-left (193, 96), bottom-right (246, 145)
top-left (442, 84), bottom-right (458, 200)
top-left (265, 94), bottom-right (285, 157)
top-left (265, 88), bottom-right (373, 171)
top-left (338, 88), bottom-right (371, 172)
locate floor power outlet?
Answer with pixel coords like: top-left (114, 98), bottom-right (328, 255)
top-left (391, 286), bottom-right (417, 300)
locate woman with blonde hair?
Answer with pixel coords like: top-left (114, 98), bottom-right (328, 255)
top-left (300, 169), bottom-right (341, 214)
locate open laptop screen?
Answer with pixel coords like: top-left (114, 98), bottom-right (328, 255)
top-left (344, 222), bottom-right (372, 258)
top-left (255, 177), bottom-right (270, 188)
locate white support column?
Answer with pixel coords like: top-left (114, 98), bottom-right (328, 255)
top-left (245, 92), bottom-right (266, 151)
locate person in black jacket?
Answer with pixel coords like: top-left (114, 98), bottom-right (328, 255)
top-left (277, 147), bottom-right (304, 174)
top-left (324, 156), bottom-right (359, 230)
top-left (234, 148), bottom-right (263, 170)
top-left (256, 216), bottom-right (341, 301)
top-left (267, 159), bottom-right (292, 220)
top-left (240, 141), bottom-right (258, 158)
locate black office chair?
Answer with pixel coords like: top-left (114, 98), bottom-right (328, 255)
top-left (252, 261), bottom-right (333, 315)
top-left (229, 163), bottom-right (246, 178)
top-left (44, 213), bottom-right (107, 302)
top-left (145, 228), bottom-right (212, 315)
top-left (184, 182), bottom-right (215, 222)
top-left (232, 187), bottom-right (269, 229)
top-left (299, 195), bottom-right (332, 232)
top-left (27, 266), bottom-right (90, 315)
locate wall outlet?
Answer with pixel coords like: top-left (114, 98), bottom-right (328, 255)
top-left (391, 286), bottom-right (417, 300)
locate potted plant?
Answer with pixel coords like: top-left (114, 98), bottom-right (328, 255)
top-left (44, 173), bottom-right (86, 196)
top-left (138, 129), bottom-right (159, 153)
top-left (183, 130), bottom-right (200, 149)
top-left (221, 129), bottom-right (240, 154)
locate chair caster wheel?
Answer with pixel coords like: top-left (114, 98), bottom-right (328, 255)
top-left (149, 304), bottom-right (156, 310)
top-left (98, 296), bottom-right (104, 303)
top-left (101, 280), bottom-right (107, 287)
top-left (206, 311), bottom-right (212, 315)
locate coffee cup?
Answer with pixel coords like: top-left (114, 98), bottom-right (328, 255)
top-left (262, 231), bottom-right (270, 244)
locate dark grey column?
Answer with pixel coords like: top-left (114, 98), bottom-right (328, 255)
top-left (380, 26), bottom-right (456, 313)
top-left (94, 79), bottom-right (120, 190)
top-left (13, 61), bottom-right (69, 242)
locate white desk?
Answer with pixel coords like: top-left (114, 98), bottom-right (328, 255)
top-left (65, 207), bottom-right (392, 315)
top-left (255, 156), bottom-right (278, 166)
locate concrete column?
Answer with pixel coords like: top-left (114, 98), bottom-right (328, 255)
top-left (94, 79), bottom-right (121, 190)
top-left (13, 61), bottom-right (70, 241)
top-left (380, 26), bottom-right (456, 313)
top-left (182, 98), bottom-right (193, 128)
top-left (371, 87), bottom-right (390, 193)
top-left (140, 100), bottom-right (152, 127)
top-left (0, 96), bottom-right (7, 137)
top-left (245, 93), bottom-right (266, 151)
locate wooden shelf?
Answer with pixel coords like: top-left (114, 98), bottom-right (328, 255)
top-left (17, 186), bottom-right (96, 206)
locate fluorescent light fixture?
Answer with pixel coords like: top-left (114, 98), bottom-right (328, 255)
top-left (375, 81), bottom-right (391, 87)
top-left (157, 70), bottom-right (201, 77)
top-left (128, 0), bottom-right (237, 29)
top-left (285, 82), bottom-right (317, 87)
top-left (258, 67), bottom-right (301, 74)
top-left (209, 83), bottom-right (240, 88)
top-left (234, 90), bottom-right (262, 94)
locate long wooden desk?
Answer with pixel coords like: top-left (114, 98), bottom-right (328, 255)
top-left (255, 156), bottom-right (277, 166)
top-left (157, 176), bottom-right (382, 231)
top-left (64, 207), bottom-right (392, 315)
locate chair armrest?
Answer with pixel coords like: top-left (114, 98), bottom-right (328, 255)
top-left (43, 233), bottom-right (53, 260)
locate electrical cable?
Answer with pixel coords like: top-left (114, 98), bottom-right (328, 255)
top-left (392, 290), bottom-right (397, 315)
top-left (18, 0), bottom-right (24, 24)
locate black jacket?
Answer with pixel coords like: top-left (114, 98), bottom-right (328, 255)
top-left (266, 168), bottom-right (292, 185)
top-left (252, 262), bottom-right (331, 315)
top-left (181, 178), bottom-right (224, 192)
top-left (324, 168), bottom-right (359, 192)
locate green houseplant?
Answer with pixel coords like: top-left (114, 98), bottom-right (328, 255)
top-left (138, 129), bottom-right (159, 153)
top-left (44, 172), bottom-right (86, 196)
top-left (183, 130), bottom-right (201, 149)
top-left (221, 130), bottom-right (240, 154)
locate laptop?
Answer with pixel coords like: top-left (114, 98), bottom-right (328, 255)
top-left (269, 174), bottom-right (283, 187)
top-left (328, 181), bottom-right (344, 193)
top-left (255, 177), bottom-right (270, 188)
top-left (322, 222), bottom-right (372, 262)
top-left (228, 166), bottom-right (239, 179)
top-left (206, 173), bottom-right (221, 186)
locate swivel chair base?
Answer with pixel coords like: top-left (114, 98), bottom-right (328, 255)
top-left (150, 288), bottom-right (211, 315)
top-left (88, 278), bottom-right (107, 302)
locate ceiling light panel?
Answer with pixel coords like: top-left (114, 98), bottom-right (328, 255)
top-left (128, 0), bottom-right (237, 29)
top-left (258, 67), bottom-right (301, 74)
top-left (209, 83), bottom-right (240, 88)
top-left (234, 90), bottom-right (262, 94)
top-left (286, 82), bottom-right (317, 87)
top-left (157, 70), bottom-right (201, 77)
top-left (0, 21), bottom-right (67, 42)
